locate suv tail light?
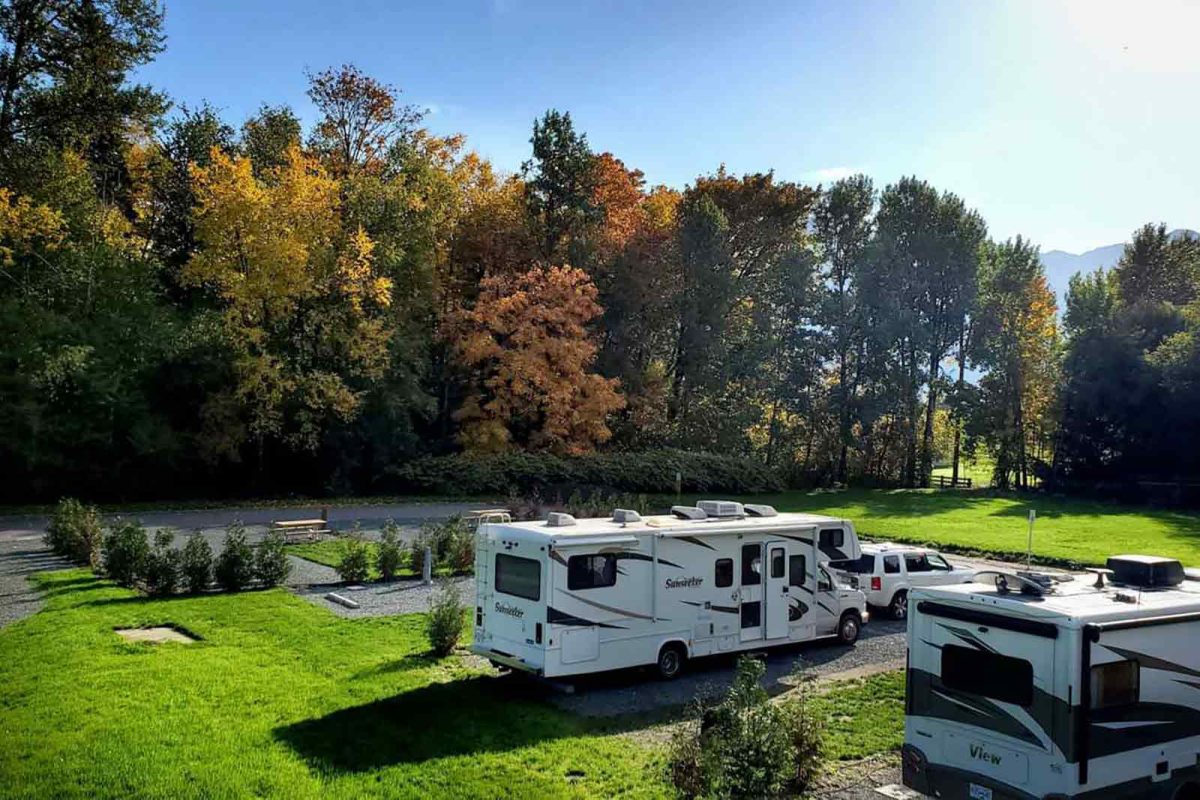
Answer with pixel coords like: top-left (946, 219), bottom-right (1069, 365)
top-left (871, 577), bottom-right (882, 592)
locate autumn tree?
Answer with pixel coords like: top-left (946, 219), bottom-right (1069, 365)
top-left (446, 265), bottom-right (624, 454)
top-left (970, 237), bottom-right (1058, 488)
top-left (306, 64), bottom-right (423, 178)
top-left (183, 146), bottom-right (394, 466)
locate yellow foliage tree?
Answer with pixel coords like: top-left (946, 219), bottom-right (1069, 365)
top-left (184, 145), bottom-right (394, 456)
top-left (447, 265), bottom-right (625, 455)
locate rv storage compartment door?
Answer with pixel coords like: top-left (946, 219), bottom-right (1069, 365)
top-left (560, 627), bottom-right (599, 664)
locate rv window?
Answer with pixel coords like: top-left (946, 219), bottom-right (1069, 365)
top-left (819, 528), bottom-right (845, 549)
top-left (495, 554), bottom-right (540, 601)
top-left (904, 554), bottom-right (931, 572)
top-left (942, 645), bottom-right (1033, 706)
top-left (770, 548), bottom-right (785, 579)
top-left (715, 558), bottom-right (733, 588)
top-left (1091, 660), bottom-right (1139, 709)
top-left (789, 555), bottom-right (807, 586)
top-left (741, 543), bottom-right (762, 585)
top-left (883, 556), bottom-right (901, 574)
top-left (567, 554), bottom-right (617, 590)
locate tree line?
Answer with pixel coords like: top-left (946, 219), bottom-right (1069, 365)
top-left (1, 2), bottom-right (1196, 502)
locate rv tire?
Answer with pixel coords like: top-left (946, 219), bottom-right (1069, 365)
top-left (656, 642), bottom-right (687, 680)
top-left (837, 612), bottom-right (861, 644)
top-left (889, 590), bottom-right (908, 620)
top-left (1174, 782), bottom-right (1200, 800)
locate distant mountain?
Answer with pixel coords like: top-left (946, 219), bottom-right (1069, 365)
top-left (1040, 228), bottom-right (1198, 306)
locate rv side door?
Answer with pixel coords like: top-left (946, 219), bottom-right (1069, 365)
top-left (764, 541), bottom-right (789, 639)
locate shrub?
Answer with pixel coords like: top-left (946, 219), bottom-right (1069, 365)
top-left (180, 532), bottom-right (213, 593)
top-left (385, 449), bottom-right (785, 496)
top-left (101, 521), bottom-right (150, 588)
top-left (336, 533), bottom-right (371, 583)
top-left (426, 580), bottom-right (464, 656)
top-left (215, 523), bottom-right (255, 592)
top-left (142, 529), bottom-right (181, 596)
top-left (376, 521), bottom-right (404, 581)
top-left (666, 656), bottom-right (824, 798)
top-left (255, 530), bottom-right (291, 587)
top-left (44, 498), bottom-right (103, 566)
top-left (447, 527), bottom-right (475, 574)
top-left (408, 532), bottom-right (430, 578)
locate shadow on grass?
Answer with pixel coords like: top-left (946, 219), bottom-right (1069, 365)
top-left (350, 652), bottom-right (439, 679)
top-left (274, 675), bottom-right (594, 770)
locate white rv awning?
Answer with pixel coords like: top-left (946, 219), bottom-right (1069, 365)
top-left (549, 534), bottom-right (640, 548)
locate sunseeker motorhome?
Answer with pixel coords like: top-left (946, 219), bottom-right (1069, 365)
top-left (904, 555), bottom-right (1200, 800)
top-left (470, 501), bottom-right (866, 679)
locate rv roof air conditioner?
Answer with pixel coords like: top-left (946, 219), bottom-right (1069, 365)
top-left (546, 512), bottom-right (577, 527)
top-left (612, 508), bottom-right (642, 524)
top-left (696, 500), bottom-right (744, 518)
top-left (744, 504), bottom-right (778, 517)
top-left (1107, 555), bottom-right (1185, 588)
top-left (670, 505), bottom-right (708, 520)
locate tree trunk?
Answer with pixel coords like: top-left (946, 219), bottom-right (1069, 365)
top-left (951, 324), bottom-right (967, 483)
top-left (920, 348), bottom-right (940, 487)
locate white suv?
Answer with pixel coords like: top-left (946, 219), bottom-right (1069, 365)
top-left (836, 543), bottom-right (974, 620)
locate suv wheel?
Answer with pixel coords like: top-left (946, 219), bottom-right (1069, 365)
top-left (890, 590), bottom-right (909, 620)
top-left (837, 612), bottom-right (861, 644)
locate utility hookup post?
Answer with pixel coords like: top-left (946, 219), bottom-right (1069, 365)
top-left (423, 546), bottom-right (432, 586)
top-left (674, 470), bottom-right (682, 504)
top-left (1026, 509), bottom-right (1036, 570)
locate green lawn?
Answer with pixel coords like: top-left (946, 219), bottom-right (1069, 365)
top-left (0, 571), bottom-right (902, 799)
top-left (812, 670), bottom-right (905, 761)
top-left (931, 454), bottom-right (995, 488)
top-left (739, 488), bottom-right (1200, 568)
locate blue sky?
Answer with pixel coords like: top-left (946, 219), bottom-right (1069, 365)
top-left (137, 0), bottom-right (1199, 254)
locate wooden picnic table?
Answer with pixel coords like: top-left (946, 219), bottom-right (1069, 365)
top-left (270, 517), bottom-right (332, 542)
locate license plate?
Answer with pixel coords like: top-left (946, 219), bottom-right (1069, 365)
top-left (969, 784), bottom-right (993, 800)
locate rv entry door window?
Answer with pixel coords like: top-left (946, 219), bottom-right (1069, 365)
top-left (567, 554), bottom-right (617, 590)
top-left (495, 554), bottom-right (541, 601)
top-left (741, 543), bottom-right (762, 585)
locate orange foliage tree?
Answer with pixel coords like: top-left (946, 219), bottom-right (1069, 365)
top-left (446, 265), bottom-right (624, 454)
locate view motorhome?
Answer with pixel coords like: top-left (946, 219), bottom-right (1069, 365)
top-left (904, 555), bottom-right (1200, 800)
top-left (470, 501), bottom-right (866, 679)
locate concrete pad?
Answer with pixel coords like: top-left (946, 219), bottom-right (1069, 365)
top-left (116, 626), bottom-right (198, 644)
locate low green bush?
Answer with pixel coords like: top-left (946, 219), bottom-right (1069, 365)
top-left (215, 523), bottom-right (255, 592)
top-left (44, 498), bottom-right (103, 567)
top-left (142, 530), bottom-right (181, 596)
top-left (376, 521), bottom-right (403, 581)
top-left (180, 532), bottom-right (213, 593)
top-left (426, 580), bottom-right (464, 656)
top-left (101, 521), bottom-right (150, 588)
top-left (667, 656), bottom-right (824, 798)
top-left (384, 449), bottom-right (785, 496)
top-left (336, 533), bottom-right (371, 583)
top-left (255, 530), bottom-right (291, 587)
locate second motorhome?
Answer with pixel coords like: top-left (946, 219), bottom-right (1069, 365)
top-left (470, 501), bottom-right (867, 679)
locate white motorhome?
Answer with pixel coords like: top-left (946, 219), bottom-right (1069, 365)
top-left (470, 501), bottom-right (866, 679)
top-left (904, 555), bottom-right (1200, 800)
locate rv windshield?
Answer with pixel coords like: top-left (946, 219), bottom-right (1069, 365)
top-left (495, 554), bottom-right (540, 601)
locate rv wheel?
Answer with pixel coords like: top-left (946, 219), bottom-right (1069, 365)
top-left (1175, 782), bottom-right (1200, 800)
top-left (890, 590), bottom-right (908, 620)
top-left (656, 643), bottom-right (686, 680)
top-left (838, 613), bottom-right (861, 644)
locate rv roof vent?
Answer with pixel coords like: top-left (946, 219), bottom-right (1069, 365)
top-left (744, 503), bottom-right (778, 518)
top-left (612, 508), bottom-right (642, 524)
top-left (1107, 555), bottom-right (1184, 589)
top-left (670, 505), bottom-right (708, 520)
top-left (546, 512), bottom-right (577, 528)
top-left (696, 500), bottom-right (744, 518)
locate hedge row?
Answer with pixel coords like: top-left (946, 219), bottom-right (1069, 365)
top-left (383, 449), bottom-right (785, 496)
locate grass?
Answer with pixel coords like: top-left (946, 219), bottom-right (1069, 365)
top-left (811, 670), bottom-right (905, 761)
top-left (931, 454), bottom-right (995, 488)
top-left (733, 488), bottom-right (1200, 568)
top-left (0, 570), bottom-right (903, 799)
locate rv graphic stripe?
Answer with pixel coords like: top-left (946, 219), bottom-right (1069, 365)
top-left (1101, 643), bottom-right (1200, 680)
top-left (612, 552), bottom-right (685, 569)
top-left (675, 536), bottom-right (717, 550)
top-left (546, 607), bottom-right (627, 629)
top-left (556, 589), bottom-right (657, 620)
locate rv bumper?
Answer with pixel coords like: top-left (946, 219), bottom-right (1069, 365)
top-left (469, 645), bottom-right (542, 676)
top-left (902, 749), bottom-right (1039, 800)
